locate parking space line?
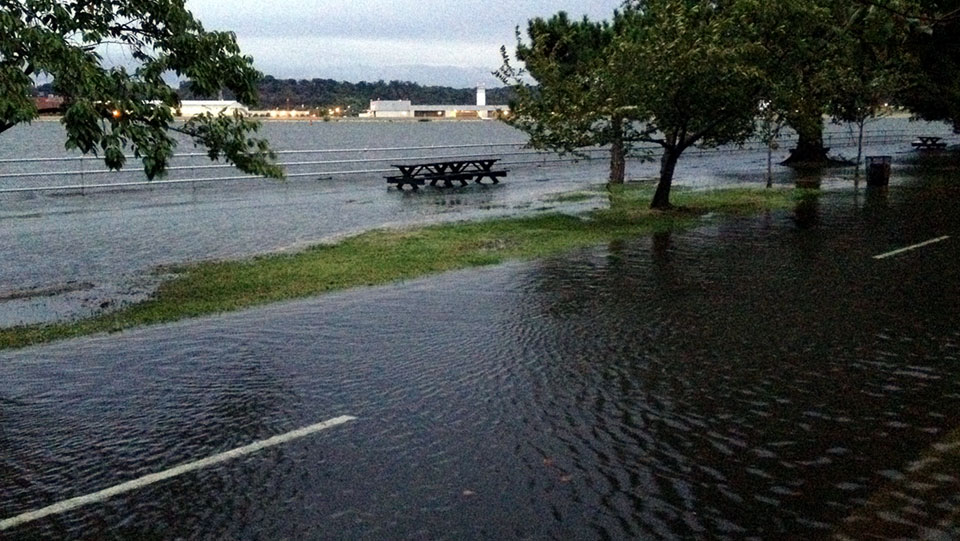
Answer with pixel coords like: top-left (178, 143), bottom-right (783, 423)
top-left (0, 415), bottom-right (357, 532)
top-left (874, 236), bottom-right (951, 260)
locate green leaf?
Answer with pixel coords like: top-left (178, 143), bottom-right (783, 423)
top-left (0, 0), bottom-right (282, 179)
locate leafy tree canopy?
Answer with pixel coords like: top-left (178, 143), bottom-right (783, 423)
top-left (746, 0), bottom-right (955, 163)
top-left (898, 0), bottom-right (960, 131)
top-left (0, 0), bottom-right (281, 179)
top-left (500, 0), bottom-right (765, 208)
top-left (619, 0), bottom-right (765, 207)
top-left (496, 10), bottom-right (638, 186)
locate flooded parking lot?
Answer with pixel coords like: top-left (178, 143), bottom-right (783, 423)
top-left (2, 155), bottom-right (959, 538)
top-left (0, 118), bottom-right (954, 326)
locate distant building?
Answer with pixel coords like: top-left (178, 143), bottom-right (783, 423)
top-left (29, 97), bottom-right (251, 117)
top-left (359, 86), bottom-right (508, 120)
top-left (33, 96), bottom-right (65, 112)
top-left (244, 108), bottom-right (315, 118)
top-left (366, 99), bottom-right (414, 118)
top-left (175, 100), bottom-right (248, 117)
top-left (266, 109), bottom-right (312, 118)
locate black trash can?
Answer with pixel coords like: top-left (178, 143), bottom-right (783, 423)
top-left (866, 156), bottom-right (892, 187)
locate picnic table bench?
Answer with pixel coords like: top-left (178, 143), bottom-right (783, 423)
top-left (911, 136), bottom-right (948, 150)
top-left (386, 159), bottom-right (508, 190)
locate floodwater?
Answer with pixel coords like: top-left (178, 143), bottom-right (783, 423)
top-left (1, 148), bottom-right (959, 539)
top-left (0, 118), bottom-right (954, 326)
top-left (0, 121), bottom-right (600, 326)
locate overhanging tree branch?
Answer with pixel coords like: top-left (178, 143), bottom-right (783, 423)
top-left (1, 0), bottom-right (282, 180)
top-left (850, 0), bottom-right (960, 24)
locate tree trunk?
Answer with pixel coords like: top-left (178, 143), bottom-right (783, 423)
top-left (609, 134), bottom-right (625, 184)
top-left (608, 116), bottom-right (625, 184)
top-left (793, 193), bottom-right (820, 229)
top-left (651, 146), bottom-right (680, 210)
top-left (855, 119), bottom-right (865, 179)
top-left (652, 231), bottom-right (671, 256)
top-left (783, 114), bottom-right (829, 165)
top-left (767, 145), bottom-right (773, 189)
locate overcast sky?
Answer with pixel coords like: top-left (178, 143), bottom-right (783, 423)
top-left (185, 0), bottom-right (624, 87)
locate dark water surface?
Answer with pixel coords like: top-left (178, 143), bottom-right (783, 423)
top-left (2, 160), bottom-right (959, 539)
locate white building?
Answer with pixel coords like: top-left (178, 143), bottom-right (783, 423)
top-left (367, 100), bottom-right (415, 118)
top-left (175, 100), bottom-right (249, 117)
top-left (359, 86), bottom-right (508, 120)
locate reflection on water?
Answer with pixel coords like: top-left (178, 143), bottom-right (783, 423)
top-left (2, 133), bottom-right (960, 540)
top-left (3, 174), bottom-right (959, 539)
top-left (509, 183), bottom-right (960, 537)
top-left (793, 192), bottom-right (821, 229)
top-left (862, 185), bottom-right (890, 214)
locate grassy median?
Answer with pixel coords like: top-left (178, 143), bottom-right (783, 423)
top-left (0, 185), bottom-right (807, 351)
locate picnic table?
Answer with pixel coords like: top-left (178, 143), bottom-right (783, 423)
top-left (911, 136), bottom-right (948, 150)
top-left (385, 158), bottom-right (508, 190)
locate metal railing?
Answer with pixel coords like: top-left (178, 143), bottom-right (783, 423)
top-left (0, 141), bottom-right (619, 194)
top-left (0, 128), bottom-right (948, 195)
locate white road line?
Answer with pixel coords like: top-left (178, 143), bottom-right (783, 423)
top-left (0, 415), bottom-right (357, 532)
top-left (874, 236), bottom-right (951, 260)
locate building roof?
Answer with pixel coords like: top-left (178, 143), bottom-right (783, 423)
top-left (179, 100), bottom-right (246, 108)
top-left (408, 105), bottom-right (506, 112)
top-left (369, 100), bottom-right (413, 112)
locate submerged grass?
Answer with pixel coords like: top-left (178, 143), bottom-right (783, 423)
top-left (0, 185), bottom-right (803, 351)
top-left (541, 190), bottom-right (599, 203)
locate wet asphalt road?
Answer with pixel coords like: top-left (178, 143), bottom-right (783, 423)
top-left (2, 162), bottom-right (960, 539)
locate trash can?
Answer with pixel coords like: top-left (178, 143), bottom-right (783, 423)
top-left (866, 156), bottom-right (892, 187)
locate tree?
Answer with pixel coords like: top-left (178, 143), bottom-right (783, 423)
top-left (745, 0), bottom-right (842, 166)
top-left (614, 0), bottom-right (764, 208)
top-left (1, 0), bottom-right (282, 179)
top-left (828, 4), bottom-right (912, 176)
top-left (751, 0), bottom-right (946, 167)
top-left (758, 101), bottom-right (787, 188)
top-left (899, 0), bottom-right (960, 131)
top-left (500, 1), bottom-right (764, 208)
top-left (496, 12), bottom-right (642, 184)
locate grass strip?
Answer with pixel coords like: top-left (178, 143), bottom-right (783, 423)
top-left (0, 185), bottom-right (805, 351)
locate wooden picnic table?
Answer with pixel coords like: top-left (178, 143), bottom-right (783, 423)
top-left (912, 136), bottom-right (948, 150)
top-left (386, 158), bottom-right (508, 190)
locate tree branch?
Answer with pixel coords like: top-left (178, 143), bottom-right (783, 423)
top-left (684, 115), bottom-right (730, 150)
top-left (636, 133), bottom-right (668, 148)
top-left (851, 0), bottom-right (960, 24)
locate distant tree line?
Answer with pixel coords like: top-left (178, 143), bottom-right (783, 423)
top-left (178, 76), bottom-right (515, 112)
